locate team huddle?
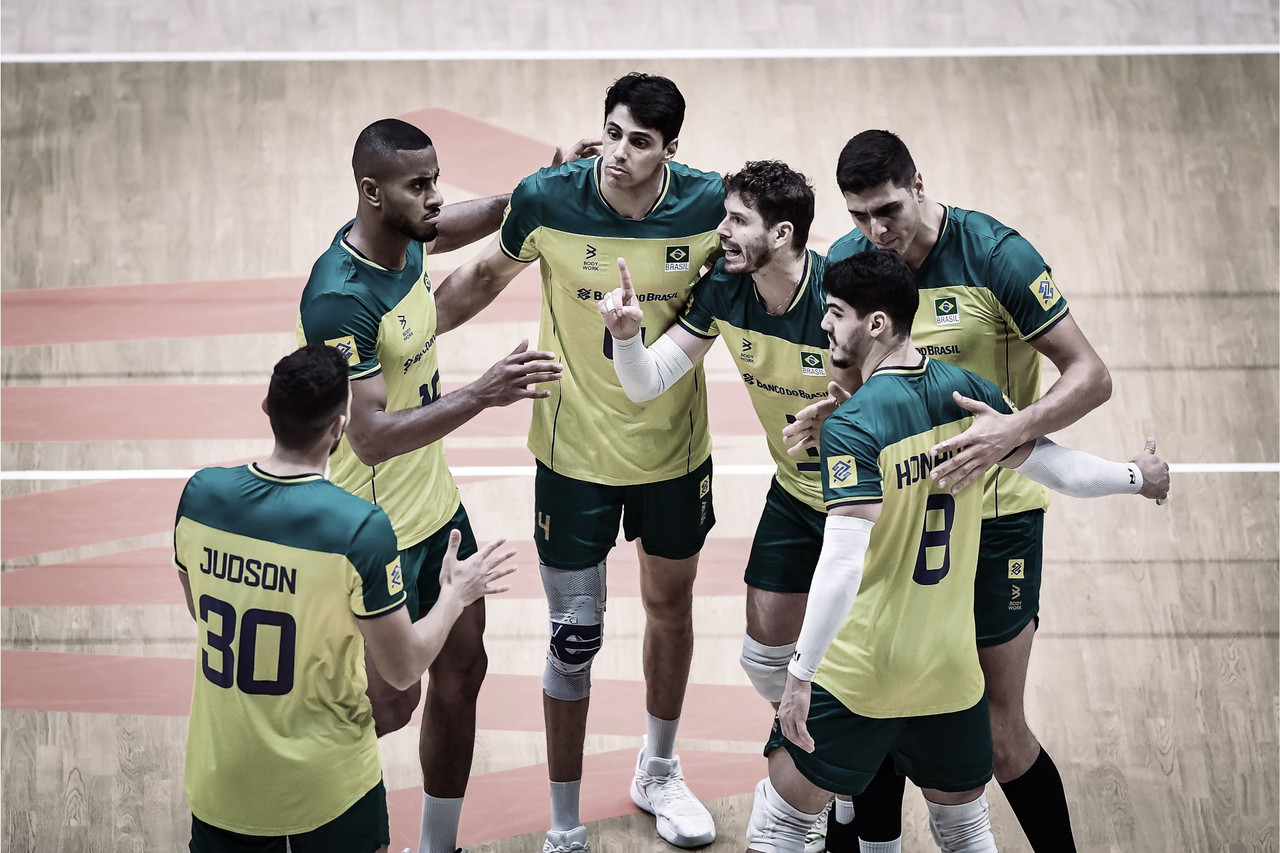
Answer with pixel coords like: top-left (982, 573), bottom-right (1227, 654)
top-left (173, 73), bottom-right (1170, 853)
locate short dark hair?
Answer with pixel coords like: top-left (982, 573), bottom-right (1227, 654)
top-left (824, 250), bottom-right (919, 339)
top-left (352, 118), bottom-right (433, 181)
top-left (266, 345), bottom-right (350, 449)
top-left (835, 130), bottom-right (917, 195)
top-left (723, 160), bottom-right (815, 249)
top-left (603, 73), bottom-right (685, 144)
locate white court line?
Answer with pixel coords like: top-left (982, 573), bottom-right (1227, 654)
top-left (0, 462), bottom-right (1275, 481)
top-left (1, 44), bottom-right (1277, 64)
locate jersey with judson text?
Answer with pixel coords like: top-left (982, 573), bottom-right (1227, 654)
top-left (501, 158), bottom-right (724, 485)
top-left (816, 357), bottom-right (1015, 718)
top-left (828, 206), bottom-right (1068, 519)
top-left (175, 464), bottom-right (405, 835)
top-left (298, 223), bottom-right (459, 548)
top-left (678, 250), bottom-right (830, 510)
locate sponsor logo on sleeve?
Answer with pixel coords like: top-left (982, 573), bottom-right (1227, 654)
top-left (827, 455), bottom-right (858, 487)
top-left (1008, 559), bottom-right (1025, 579)
top-left (800, 351), bottom-right (827, 377)
top-left (325, 336), bottom-right (360, 366)
top-left (933, 296), bottom-right (960, 326)
top-left (665, 245), bottom-right (691, 272)
top-left (386, 558), bottom-right (404, 596)
top-left (1030, 272), bottom-right (1062, 310)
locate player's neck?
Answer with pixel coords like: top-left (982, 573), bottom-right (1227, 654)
top-left (900, 197), bottom-right (945, 270)
top-left (257, 445), bottom-right (330, 479)
top-left (861, 336), bottom-right (921, 381)
top-left (600, 164), bottom-right (666, 220)
top-left (752, 248), bottom-right (807, 315)
top-left (346, 217), bottom-right (410, 271)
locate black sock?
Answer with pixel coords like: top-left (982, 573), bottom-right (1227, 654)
top-left (998, 747), bottom-right (1077, 852)
top-left (850, 754), bottom-right (905, 843)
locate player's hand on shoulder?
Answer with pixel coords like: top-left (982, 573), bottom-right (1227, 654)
top-left (551, 137), bottom-right (603, 166)
top-left (930, 391), bottom-right (1020, 494)
top-left (782, 381), bottom-right (851, 457)
top-left (598, 257), bottom-right (644, 341)
top-left (476, 339), bottom-right (563, 407)
top-left (1132, 436), bottom-right (1171, 502)
top-left (440, 530), bottom-right (518, 605)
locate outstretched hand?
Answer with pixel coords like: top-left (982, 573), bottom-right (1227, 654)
top-left (782, 381), bottom-right (853, 457)
top-left (1132, 436), bottom-right (1171, 503)
top-left (930, 391), bottom-right (1023, 493)
top-left (439, 530), bottom-right (518, 606)
top-left (476, 339), bottom-right (563, 407)
top-left (551, 137), bottom-right (603, 166)
top-left (598, 257), bottom-right (645, 341)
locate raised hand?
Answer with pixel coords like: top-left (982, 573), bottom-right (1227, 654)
top-left (930, 391), bottom-right (1021, 493)
top-left (1132, 436), bottom-right (1171, 503)
top-left (782, 381), bottom-right (853, 457)
top-left (551, 137), bottom-right (604, 166)
top-left (476, 339), bottom-right (563, 407)
top-left (597, 257), bottom-right (645, 341)
top-left (439, 530), bottom-right (518, 605)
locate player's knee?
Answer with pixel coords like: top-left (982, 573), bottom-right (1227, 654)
top-left (427, 645), bottom-right (489, 700)
top-left (925, 793), bottom-right (997, 853)
top-left (739, 634), bottom-right (793, 704)
top-left (541, 561), bottom-right (606, 702)
top-left (745, 777), bottom-right (823, 853)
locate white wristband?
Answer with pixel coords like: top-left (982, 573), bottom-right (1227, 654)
top-left (1013, 437), bottom-right (1142, 498)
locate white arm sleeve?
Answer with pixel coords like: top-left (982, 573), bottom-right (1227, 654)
top-left (787, 514), bottom-right (874, 681)
top-left (1013, 436), bottom-right (1142, 498)
top-left (611, 332), bottom-right (695, 402)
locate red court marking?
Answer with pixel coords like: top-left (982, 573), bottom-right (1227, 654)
top-left (388, 749), bottom-right (767, 848)
top-left (398, 108), bottom-right (559, 199)
top-left (1, 538), bottom-right (751, 605)
top-left (2, 378), bottom-right (752, 442)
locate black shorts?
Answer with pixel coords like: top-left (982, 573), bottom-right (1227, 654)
top-left (190, 780), bottom-right (389, 853)
top-left (401, 502), bottom-right (479, 621)
top-left (973, 509), bottom-right (1044, 646)
top-left (534, 457), bottom-right (715, 569)
top-left (743, 477), bottom-right (825, 594)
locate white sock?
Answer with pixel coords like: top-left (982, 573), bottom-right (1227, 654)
top-left (834, 795), bottom-right (855, 825)
top-left (549, 779), bottom-right (581, 831)
top-left (646, 712), bottom-right (680, 760)
top-left (860, 840), bottom-right (901, 853)
top-left (419, 794), bottom-right (463, 853)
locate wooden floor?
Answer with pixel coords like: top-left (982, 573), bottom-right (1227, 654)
top-left (2, 3), bottom-right (1278, 851)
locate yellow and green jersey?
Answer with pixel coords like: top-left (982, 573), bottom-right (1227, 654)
top-left (500, 158), bottom-right (724, 485)
top-left (678, 250), bottom-right (830, 510)
top-left (174, 464), bottom-right (405, 835)
top-left (298, 222), bottom-right (460, 548)
top-left (816, 357), bottom-right (1014, 718)
top-left (828, 207), bottom-right (1069, 518)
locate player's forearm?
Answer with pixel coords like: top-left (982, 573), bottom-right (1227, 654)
top-left (403, 590), bottom-right (467, 678)
top-left (1009, 355), bottom-right (1112, 448)
top-left (611, 332), bottom-right (695, 402)
top-left (347, 385), bottom-right (492, 466)
top-left (788, 515), bottom-right (873, 681)
top-left (431, 195), bottom-right (510, 254)
top-left (1008, 436), bottom-right (1143, 498)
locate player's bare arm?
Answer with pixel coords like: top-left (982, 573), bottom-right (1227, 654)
top-left (429, 195), bottom-right (511, 255)
top-left (433, 236), bottom-right (530, 334)
top-left (345, 339), bottom-right (562, 467)
top-left (359, 531), bottom-right (517, 691)
top-left (930, 314), bottom-right (1111, 492)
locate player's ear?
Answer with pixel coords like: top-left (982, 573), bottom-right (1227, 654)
top-left (261, 396), bottom-right (269, 416)
top-left (774, 220), bottom-right (794, 249)
top-left (662, 136), bottom-right (679, 162)
top-left (359, 176), bottom-right (381, 208)
top-left (911, 172), bottom-right (925, 198)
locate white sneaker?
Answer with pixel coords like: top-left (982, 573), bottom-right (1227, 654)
top-left (543, 825), bottom-right (590, 853)
top-left (629, 747), bottom-right (716, 847)
top-left (803, 799), bottom-right (833, 853)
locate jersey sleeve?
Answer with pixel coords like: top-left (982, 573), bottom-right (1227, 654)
top-left (675, 268), bottom-right (721, 339)
top-left (299, 290), bottom-right (384, 378)
top-left (498, 171), bottom-right (544, 263)
top-left (825, 229), bottom-right (870, 264)
top-left (348, 508), bottom-right (408, 618)
top-left (820, 409), bottom-right (885, 509)
top-left (172, 475), bottom-right (199, 573)
top-left (987, 232), bottom-right (1069, 342)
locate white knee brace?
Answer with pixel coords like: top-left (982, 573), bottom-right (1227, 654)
top-left (541, 561), bottom-right (606, 702)
top-left (740, 634), bottom-right (794, 704)
top-left (745, 777), bottom-right (824, 853)
top-left (926, 794), bottom-right (997, 853)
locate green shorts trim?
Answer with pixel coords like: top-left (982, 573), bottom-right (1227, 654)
top-left (190, 780), bottom-right (389, 853)
top-left (974, 509), bottom-right (1044, 647)
top-left (534, 457), bottom-right (715, 569)
top-left (744, 477), bottom-right (825, 594)
top-left (765, 685), bottom-right (993, 795)
top-left (401, 503), bottom-right (478, 621)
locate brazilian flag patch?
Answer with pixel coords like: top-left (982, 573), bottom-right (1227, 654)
top-left (800, 351), bottom-right (826, 377)
top-left (664, 245), bottom-right (691, 272)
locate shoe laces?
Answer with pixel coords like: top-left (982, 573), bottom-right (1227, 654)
top-left (641, 758), bottom-right (705, 818)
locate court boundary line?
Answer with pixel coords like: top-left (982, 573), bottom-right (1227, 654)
top-left (2, 44), bottom-right (1278, 64)
top-left (1, 462), bottom-right (1274, 481)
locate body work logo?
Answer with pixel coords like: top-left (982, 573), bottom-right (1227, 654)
top-left (583, 244), bottom-right (600, 272)
top-left (665, 245), bottom-right (690, 272)
top-left (934, 297), bottom-right (960, 326)
top-left (827, 455), bottom-right (858, 486)
top-left (325, 335), bottom-right (360, 366)
top-left (740, 338), bottom-right (755, 364)
top-left (1031, 272), bottom-right (1061, 310)
top-left (800, 351), bottom-right (826, 377)
top-left (398, 314), bottom-right (414, 340)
